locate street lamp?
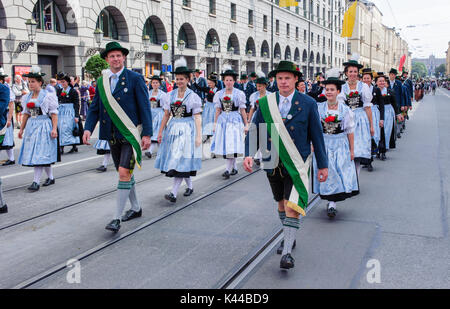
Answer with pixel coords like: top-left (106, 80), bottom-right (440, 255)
top-left (212, 37), bottom-right (219, 73)
top-left (135, 35), bottom-right (151, 59)
top-left (275, 53), bottom-right (281, 61)
top-left (178, 40), bottom-right (186, 54)
top-left (228, 47), bottom-right (234, 57)
top-left (85, 28), bottom-right (104, 57)
top-left (18, 18), bottom-right (37, 53)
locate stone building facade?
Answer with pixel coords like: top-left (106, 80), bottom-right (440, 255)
top-left (446, 42), bottom-right (450, 78)
top-left (345, 0), bottom-right (411, 73)
top-left (0, 0), bottom-right (347, 81)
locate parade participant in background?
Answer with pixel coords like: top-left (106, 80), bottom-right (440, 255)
top-left (313, 68), bottom-right (358, 218)
top-left (56, 72), bottom-right (81, 154)
top-left (191, 69), bottom-right (207, 102)
top-left (307, 73), bottom-right (327, 103)
top-left (239, 73), bottom-right (256, 112)
top-left (211, 67), bottom-right (248, 179)
top-left (361, 68), bottom-right (379, 172)
top-left (244, 61), bottom-right (328, 269)
top-left (197, 74), bottom-right (218, 142)
top-left (338, 54), bottom-right (374, 178)
top-left (155, 57), bottom-right (202, 203)
top-left (249, 72), bottom-right (258, 87)
top-left (0, 69), bottom-right (16, 166)
top-left (46, 78), bottom-right (57, 93)
top-left (388, 69), bottom-right (405, 139)
top-left (159, 72), bottom-right (168, 93)
top-left (267, 76), bottom-right (278, 92)
top-left (84, 42), bottom-right (152, 233)
top-left (18, 66), bottom-right (59, 191)
top-left (79, 81), bottom-right (90, 121)
top-left (375, 73), bottom-right (403, 160)
top-left (145, 71), bottom-right (167, 159)
top-left (88, 81), bottom-right (96, 102)
top-left (295, 77), bottom-right (307, 94)
top-left (0, 80), bottom-right (9, 212)
top-left (12, 74), bottom-right (28, 129)
top-left (402, 70), bottom-right (414, 106)
top-left (248, 72), bottom-right (271, 166)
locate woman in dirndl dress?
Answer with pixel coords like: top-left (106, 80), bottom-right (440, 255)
top-left (313, 69), bottom-right (359, 218)
top-left (211, 68), bottom-right (249, 179)
top-left (248, 74), bottom-right (271, 166)
top-left (93, 139), bottom-right (111, 172)
top-left (0, 69), bottom-right (16, 166)
top-left (374, 73), bottom-right (402, 160)
top-left (155, 58), bottom-right (202, 203)
top-left (200, 74), bottom-right (218, 142)
top-left (56, 72), bottom-right (81, 154)
top-left (338, 55), bottom-right (374, 178)
top-left (18, 66), bottom-right (59, 191)
top-left (145, 73), bottom-right (167, 159)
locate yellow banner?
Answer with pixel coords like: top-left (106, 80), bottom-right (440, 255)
top-left (342, 0), bottom-right (358, 38)
top-left (279, 0), bottom-right (298, 7)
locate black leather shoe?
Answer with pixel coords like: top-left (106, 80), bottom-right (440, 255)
top-left (397, 133), bottom-right (402, 139)
top-left (222, 171), bottom-right (230, 179)
top-left (28, 182), bottom-right (40, 192)
top-left (121, 209), bottom-right (142, 222)
top-left (280, 254), bottom-right (295, 269)
top-left (105, 219), bottom-right (121, 233)
top-left (165, 193), bottom-right (177, 203)
top-left (2, 160), bottom-right (15, 166)
top-left (381, 153), bottom-right (386, 161)
top-left (183, 188), bottom-right (194, 197)
top-left (145, 152), bottom-right (152, 159)
top-left (68, 146), bottom-right (78, 153)
top-left (276, 239), bottom-right (297, 255)
top-left (254, 159), bottom-right (261, 166)
top-left (230, 169), bottom-right (238, 176)
top-left (43, 178), bottom-right (55, 187)
top-left (96, 165), bottom-right (107, 172)
top-left (327, 205), bottom-right (337, 218)
top-left (367, 163), bottom-right (373, 172)
top-left (0, 204), bottom-right (7, 214)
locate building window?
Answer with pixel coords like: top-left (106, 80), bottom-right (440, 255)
top-left (318, 34), bottom-right (320, 46)
top-left (296, 27), bottom-right (299, 40)
top-left (323, 36), bottom-right (325, 48)
top-left (287, 24), bottom-right (290, 37)
top-left (182, 0), bottom-right (191, 8)
top-left (96, 9), bottom-right (118, 40)
top-left (311, 32), bottom-right (314, 45)
top-left (248, 9), bottom-right (253, 26)
top-left (316, 4), bottom-right (320, 23)
top-left (263, 15), bottom-right (268, 31)
top-left (303, 0), bottom-right (307, 18)
top-left (231, 3), bottom-right (236, 21)
top-left (276, 19), bottom-right (280, 34)
top-left (347, 42), bottom-right (352, 55)
top-left (304, 29), bottom-right (307, 42)
top-left (209, 0), bottom-right (216, 15)
top-left (32, 0), bottom-right (65, 33)
top-left (143, 19), bottom-right (158, 44)
top-left (323, 8), bottom-right (326, 26)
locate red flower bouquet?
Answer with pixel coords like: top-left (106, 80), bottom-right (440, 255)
top-left (27, 102), bottom-right (35, 109)
top-left (347, 91), bottom-right (359, 98)
top-left (150, 97), bottom-right (157, 102)
top-left (174, 100), bottom-right (183, 106)
top-left (324, 114), bottom-right (338, 123)
top-left (61, 91), bottom-right (67, 97)
top-left (209, 90), bottom-right (215, 95)
top-left (223, 96), bottom-right (231, 102)
top-left (319, 94), bottom-right (326, 98)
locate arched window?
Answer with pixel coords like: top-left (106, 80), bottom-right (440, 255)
top-left (144, 19), bottom-right (158, 44)
top-left (96, 9), bottom-right (118, 40)
top-left (32, 0), bottom-right (65, 33)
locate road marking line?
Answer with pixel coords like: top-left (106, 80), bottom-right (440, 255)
top-left (1, 156), bottom-right (100, 180)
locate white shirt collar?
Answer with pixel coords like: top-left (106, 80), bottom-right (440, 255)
top-left (108, 67), bottom-right (125, 79)
top-left (279, 90), bottom-right (296, 103)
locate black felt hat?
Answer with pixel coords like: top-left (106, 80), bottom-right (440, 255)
top-left (100, 42), bottom-right (129, 59)
top-left (268, 61), bottom-right (302, 78)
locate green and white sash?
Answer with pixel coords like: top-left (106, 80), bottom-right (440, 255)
top-left (97, 70), bottom-right (143, 169)
top-left (0, 124), bottom-right (6, 144)
top-left (259, 93), bottom-right (311, 216)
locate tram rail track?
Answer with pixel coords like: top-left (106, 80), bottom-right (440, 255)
top-left (12, 168), bottom-right (262, 289)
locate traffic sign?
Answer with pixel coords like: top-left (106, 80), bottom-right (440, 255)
top-left (162, 42), bottom-right (171, 65)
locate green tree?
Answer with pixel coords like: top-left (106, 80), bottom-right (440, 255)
top-left (435, 64), bottom-right (446, 77)
top-left (84, 54), bottom-right (109, 80)
top-left (412, 62), bottom-right (427, 78)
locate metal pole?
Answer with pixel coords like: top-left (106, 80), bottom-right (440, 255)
top-left (271, 1), bottom-right (274, 70)
top-left (330, 0), bottom-right (334, 70)
top-left (308, 0), bottom-right (311, 79)
top-left (171, 0), bottom-right (175, 72)
top-left (369, 7), bottom-right (373, 68)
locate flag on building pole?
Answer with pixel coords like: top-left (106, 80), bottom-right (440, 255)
top-left (279, 0), bottom-right (299, 7)
top-left (342, 0), bottom-right (358, 38)
top-left (398, 54), bottom-right (407, 72)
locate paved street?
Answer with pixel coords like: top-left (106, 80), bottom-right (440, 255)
top-left (0, 90), bottom-right (449, 289)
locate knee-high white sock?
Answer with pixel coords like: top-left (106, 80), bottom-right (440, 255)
top-left (149, 143), bottom-right (157, 154)
top-left (44, 166), bottom-right (54, 180)
top-left (184, 177), bottom-right (193, 190)
top-left (232, 158), bottom-right (237, 170)
top-left (171, 177), bottom-right (183, 197)
top-left (282, 217), bottom-right (300, 256)
top-left (128, 177), bottom-right (141, 212)
top-left (33, 167), bottom-right (43, 183)
top-left (0, 178), bottom-right (4, 206)
top-left (114, 180), bottom-right (132, 220)
top-left (328, 201), bottom-right (336, 209)
top-left (102, 153), bottom-right (111, 167)
top-left (6, 149), bottom-right (14, 161)
top-left (226, 159), bottom-right (234, 172)
top-left (355, 162), bottom-right (361, 178)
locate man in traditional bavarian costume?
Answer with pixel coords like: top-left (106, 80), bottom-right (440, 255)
top-left (84, 42), bottom-right (152, 233)
top-left (0, 68), bottom-right (16, 166)
top-left (0, 79), bottom-right (10, 213)
top-left (244, 61), bottom-right (328, 269)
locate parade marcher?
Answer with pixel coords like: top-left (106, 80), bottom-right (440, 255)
top-left (197, 74), bottom-right (218, 142)
top-left (155, 57), bottom-right (202, 203)
top-left (388, 69), bottom-right (405, 139)
top-left (94, 138), bottom-right (111, 172)
top-left (18, 66), bottom-right (59, 191)
top-left (56, 72), bottom-right (82, 154)
top-left (239, 73), bottom-right (257, 112)
top-left (1, 80), bottom-right (10, 213)
top-left (12, 74), bottom-right (28, 129)
top-left (361, 68), bottom-right (380, 172)
top-left (211, 67), bottom-right (249, 179)
top-left (80, 80), bottom-right (90, 121)
top-left (0, 69), bottom-right (16, 166)
top-left (248, 72), bottom-right (271, 166)
top-left (295, 76), bottom-right (307, 94)
top-left (313, 68), bottom-right (359, 218)
top-left (244, 61), bottom-right (328, 269)
top-left (375, 73), bottom-right (403, 160)
top-left (249, 72), bottom-right (258, 87)
top-left (84, 41), bottom-right (152, 233)
top-left (267, 76), bottom-right (279, 93)
top-left (308, 73), bottom-right (327, 103)
top-left (338, 54), bottom-right (374, 178)
top-left (191, 69), bottom-right (207, 102)
top-left (145, 72), bottom-right (167, 159)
